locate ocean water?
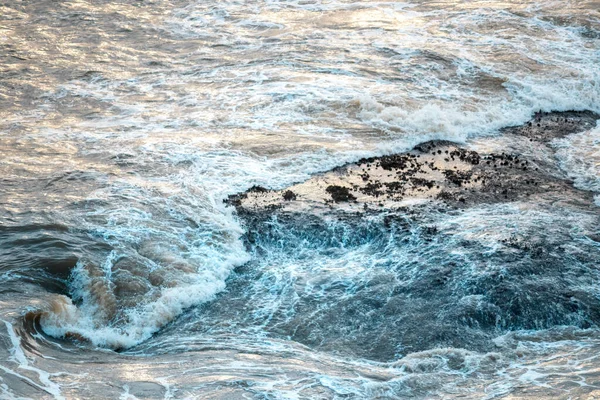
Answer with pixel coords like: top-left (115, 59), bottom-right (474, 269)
top-left (1, 0), bottom-right (600, 398)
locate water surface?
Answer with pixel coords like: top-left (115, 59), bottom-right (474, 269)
top-left (1, 0), bottom-right (600, 398)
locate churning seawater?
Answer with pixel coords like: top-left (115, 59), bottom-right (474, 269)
top-left (1, 0), bottom-right (600, 398)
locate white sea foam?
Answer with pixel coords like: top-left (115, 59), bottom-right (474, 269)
top-left (1, 321), bottom-right (64, 400)
top-left (40, 206), bottom-right (250, 349)
top-left (553, 123), bottom-right (600, 204)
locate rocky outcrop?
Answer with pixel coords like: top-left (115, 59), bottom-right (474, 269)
top-left (227, 111), bottom-right (599, 215)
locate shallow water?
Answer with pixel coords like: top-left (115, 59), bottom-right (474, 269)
top-left (1, 0), bottom-right (600, 398)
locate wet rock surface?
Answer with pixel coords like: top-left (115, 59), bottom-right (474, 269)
top-left (227, 111), bottom-right (599, 214)
top-left (501, 110), bottom-right (599, 142)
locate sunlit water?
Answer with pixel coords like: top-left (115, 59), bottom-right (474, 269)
top-left (1, 0), bottom-right (600, 398)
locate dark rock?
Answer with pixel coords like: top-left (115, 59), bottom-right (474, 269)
top-left (282, 190), bottom-right (297, 201)
top-left (248, 185), bottom-right (269, 193)
top-left (326, 185), bottom-right (356, 202)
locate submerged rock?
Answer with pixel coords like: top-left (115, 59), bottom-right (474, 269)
top-left (217, 110), bottom-right (600, 361)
